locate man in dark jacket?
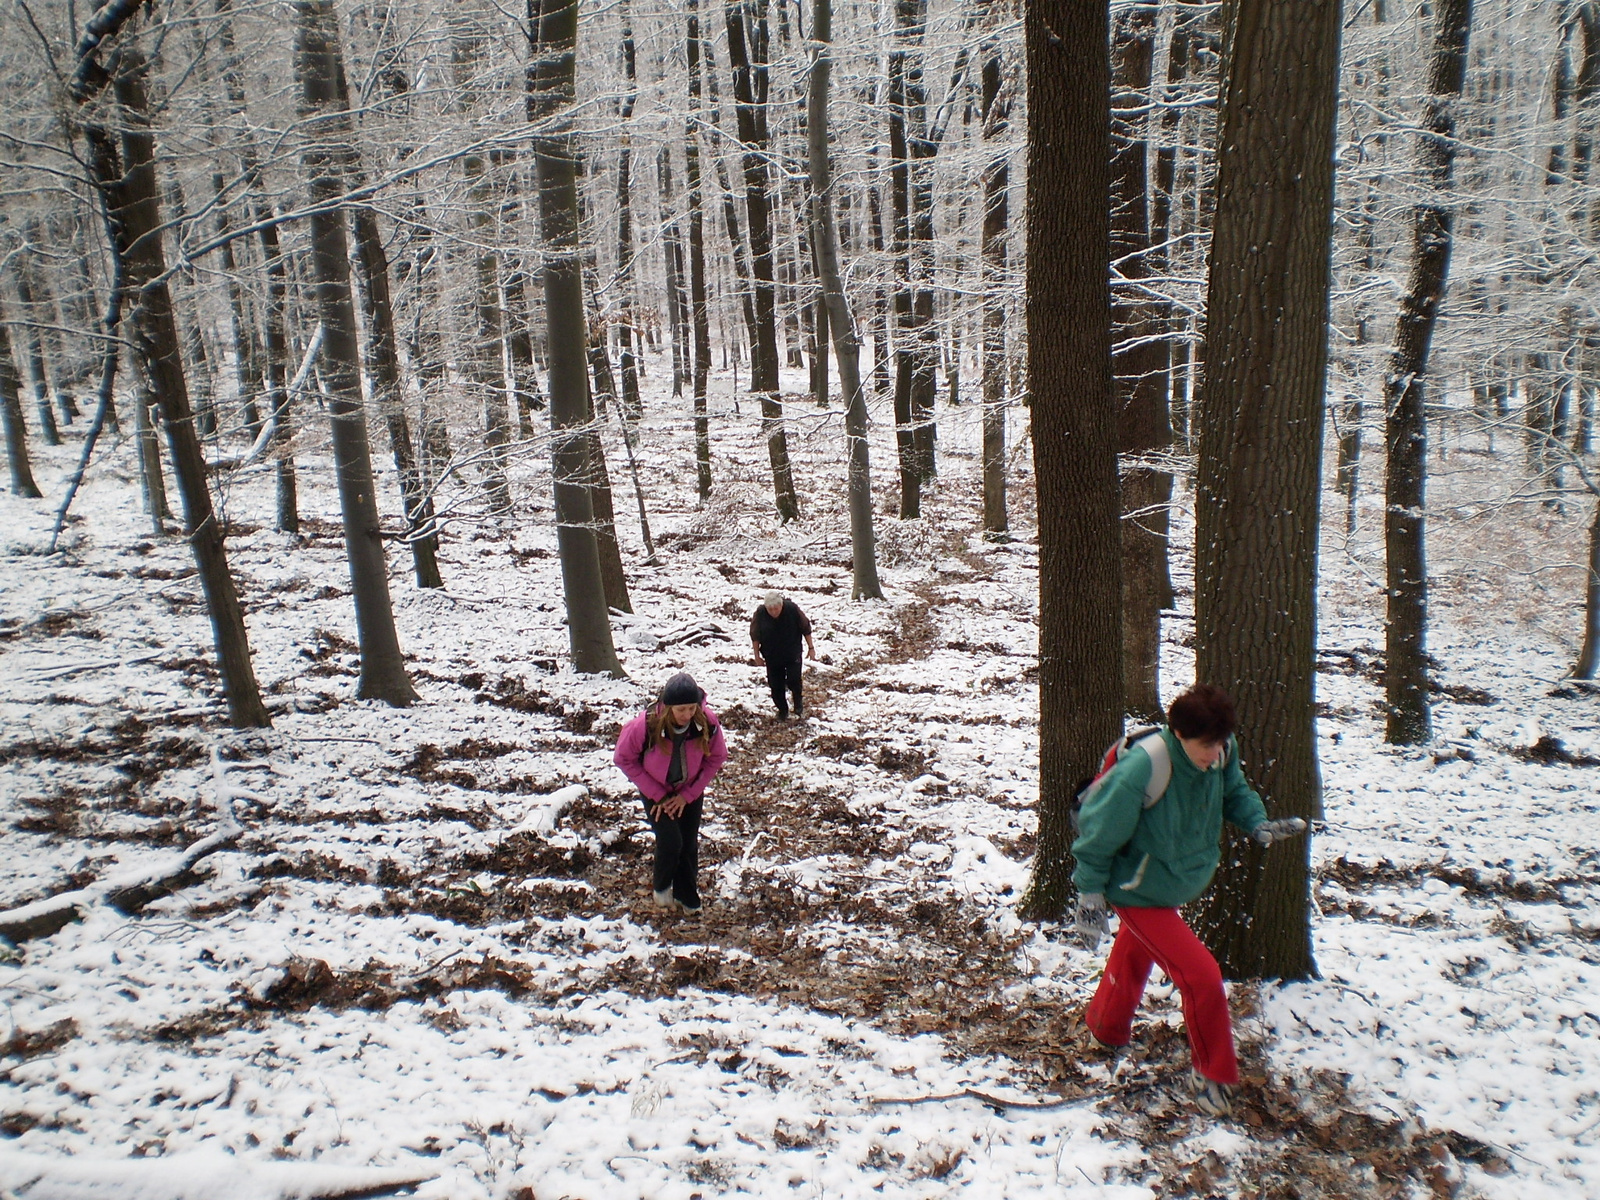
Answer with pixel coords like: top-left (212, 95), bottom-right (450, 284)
top-left (750, 590), bottom-right (816, 719)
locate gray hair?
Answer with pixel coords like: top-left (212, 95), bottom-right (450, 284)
top-left (763, 590), bottom-right (784, 607)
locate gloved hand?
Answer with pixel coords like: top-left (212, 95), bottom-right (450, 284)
top-left (1074, 892), bottom-right (1111, 951)
top-left (1252, 817), bottom-right (1308, 847)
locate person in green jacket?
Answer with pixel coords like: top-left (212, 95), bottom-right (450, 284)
top-left (1071, 684), bottom-right (1306, 1117)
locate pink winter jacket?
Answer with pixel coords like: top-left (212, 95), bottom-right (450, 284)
top-left (613, 704), bottom-right (729, 803)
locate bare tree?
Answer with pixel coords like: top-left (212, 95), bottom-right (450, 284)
top-left (532, 0), bottom-right (626, 677)
top-left (72, 21), bottom-right (271, 729)
top-left (807, 0), bottom-right (883, 601)
top-left (1384, 0), bottom-right (1474, 745)
top-left (294, 0), bottom-right (419, 707)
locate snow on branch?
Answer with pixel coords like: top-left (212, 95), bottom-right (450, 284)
top-left (0, 1146), bottom-right (435, 1200)
top-left (0, 749), bottom-right (252, 945)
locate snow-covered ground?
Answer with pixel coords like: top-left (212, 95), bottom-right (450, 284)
top-left (2, 362), bottom-right (1598, 1199)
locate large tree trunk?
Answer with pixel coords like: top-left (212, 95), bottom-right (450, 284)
top-left (979, 34), bottom-right (1010, 541)
top-left (1017, 0), bottom-right (1122, 922)
top-left (1384, 0), bottom-right (1473, 745)
top-left (1110, 1), bottom-right (1173, 725)
top-left (727, 0), bottom-right (800, 522)
top-left (0, 302), bottom-right (43, 498)
top-left (808, 0), bottom-right (882, 601)
top-left (1190, 0), bottom-right (1341, 983)
top-left (294, 0), bottom-right (418, 707)
top-left (531, 0), bottom-right (626, 677)
top-left (80, 39), bottom-right (271, 729)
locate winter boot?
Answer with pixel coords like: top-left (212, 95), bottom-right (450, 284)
top-left (1188, 1070), bottom-right (1237, 1118)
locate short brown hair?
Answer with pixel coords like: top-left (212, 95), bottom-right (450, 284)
top-left (1167, 684), bottom-right (1237, 743)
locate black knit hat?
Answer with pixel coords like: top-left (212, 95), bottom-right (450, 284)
top-left (660, 672), bottom-right (703, 706)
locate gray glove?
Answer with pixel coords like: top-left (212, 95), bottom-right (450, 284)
top-left (1074, 892), bottom-right (1111, 950)
top-left (1252, 817), bottom-right (1308, 847)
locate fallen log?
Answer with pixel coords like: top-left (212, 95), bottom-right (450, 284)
top-left (0, 747), bottom-right (252, 943)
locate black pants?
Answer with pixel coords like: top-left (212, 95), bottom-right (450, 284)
top-left (640, 795), bottom-right (702, 906)
top-left (765, 656), bottom-right (803, 717)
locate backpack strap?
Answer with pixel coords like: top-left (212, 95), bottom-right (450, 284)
top-left (1132, 731), bottom-right (1171, 808)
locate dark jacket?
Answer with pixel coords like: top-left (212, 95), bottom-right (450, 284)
top-left (750, 600), bottom-right (812, 661)
top-left (1071, 727), bottom-right (1268, 908)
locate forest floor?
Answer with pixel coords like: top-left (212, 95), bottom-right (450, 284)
top-left (2, 363), bottom-right (1599, 1200)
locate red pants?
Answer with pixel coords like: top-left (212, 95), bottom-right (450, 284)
top-left (1084, 905), bottom-right (1238, 1085)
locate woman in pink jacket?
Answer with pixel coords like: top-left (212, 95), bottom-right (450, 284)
top-left (613, 672), bottom-right (729, 914)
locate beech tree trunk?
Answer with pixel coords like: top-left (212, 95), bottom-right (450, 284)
top-left (1018, 0), bottom-right (1122, 922)
top-left (1191, 0), bottom-right (1341, 982)
top-left (687, 1), bottom-right (716, 500)
top-left (727, 0), bottom-right (801, 522)
top-left (808, 0), bottom-right (883, 601)
top-left (1384, 0), bottom-right (1473, 745)
top-left (1110, 1), bottom-right (1173, 724)
top-left (979, 35), bottom-right (1010, 540)
top-left (337, 63), bottom-right (444, 589)
top-left (294, 0), bottom-right (418, 707)
top-left (77, 34), bottom-right (271, 729)
top-left (0, 302), bottom-right (43, 498)
top-left (531, 0), bottom-right (626, 677)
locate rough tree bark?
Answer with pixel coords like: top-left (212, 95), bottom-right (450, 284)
top-left (979, 29), bottom-right (1010, 540)
top-left (1384, 0), bottom-right (1473, 745)
top-left (1017, 0), bottom-right (1123, 922)
top-left (1110, 1), bottom-right (1173, 724)
top-left (1190, 0), bottom-right (1341, 982)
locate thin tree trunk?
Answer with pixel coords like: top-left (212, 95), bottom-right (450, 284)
top-left (133, 377), bottom-right (172, 532)
top-left (12, 271), bottom-right (61, 447)
top-left (1384, 0), bottom-right (1472, 745)
top-left (1111, 0), bottom-right (1172, 725)
top-left (727, 0), bottom-right (800, 522)
top-left (808, 0), bottom-right (882, 601)
top-left (0, 301), bottom-right (43, 498)
top-left (530, 0), bottom-right (625, 677)
top-left (688, 0), bottom-right (716, 501)
top-left (979, 33), bottom-right (1009, 540)
top-left (451, 16), bottom-right (514, 516)
top-left (1191, 0), bottom-right (1341, 982)
top-left (294, 0), bottom-right (418, 706)
top-left (615, 7), bottom-right (643, 424)
top-left (336, 56), bottom-right (444, 589)
top-left (1017, 0), bottom-right (1122, 922)
top-left (79, 36), bottom-right (270, 729)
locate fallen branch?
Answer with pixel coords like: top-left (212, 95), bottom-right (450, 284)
top-left (22, 651), bottom-right (163, 683)
top-left (0, 747), bottom-right (253, 941)
top-left (870, 1086), bottom-right (1080, 1111)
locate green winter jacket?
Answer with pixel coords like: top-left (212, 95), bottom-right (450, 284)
top-left (1071, 727), bottom-right (1269, 908)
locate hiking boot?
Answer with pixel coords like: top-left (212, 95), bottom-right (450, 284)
top-left (1188, 1071), bottom-right (1238, 1118)
top-left (652, 888), bottom-right (675, 909)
